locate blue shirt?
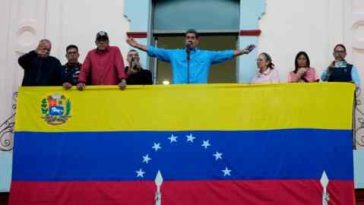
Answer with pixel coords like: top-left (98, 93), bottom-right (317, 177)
top-left (321, 65), bottom-right (361, 86)
top-left (147, 46), bottom-right (234, 84)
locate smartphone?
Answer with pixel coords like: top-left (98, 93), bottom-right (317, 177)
top-left (335, 61), bottom-right (347, 68)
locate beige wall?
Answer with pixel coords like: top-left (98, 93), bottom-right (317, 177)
top-left (259, 0), bottom-right (347, 80)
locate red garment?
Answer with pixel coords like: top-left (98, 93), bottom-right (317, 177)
top-left (79, 46), bottom-right (125, 85)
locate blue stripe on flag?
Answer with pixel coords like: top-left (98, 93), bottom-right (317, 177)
top-left (13, 129), bottom-right (353, 181)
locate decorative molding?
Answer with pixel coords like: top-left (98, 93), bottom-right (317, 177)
top-left (354, 88), bottom-right (364, 149)
top-left (351, 13), bottom-right (364, 50)
top-left (239, 29), bottom-right (262, 36)
top-left (15, 19), bottom-right (39, 53)
top-left (127, 32), bottom-right (147, 38)
top-left (0, 92), bottom-right (17, 151)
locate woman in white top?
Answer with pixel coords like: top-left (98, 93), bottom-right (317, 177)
top-left (251, 52), bottom-right (280, 84)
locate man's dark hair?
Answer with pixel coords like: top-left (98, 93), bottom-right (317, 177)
top-left (334, 44), bottom-right (346, 52)
top-left (185, 29), bottom-right (199, 38)
top-left (66, 44), bottom-right (78, 52)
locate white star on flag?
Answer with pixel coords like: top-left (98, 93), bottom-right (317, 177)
top-left (222, 167), bottom-right (231, 176)
top-left (136, 169), bottom-right (145, 178)
top-left (201, 140), bottom-right (211, 149)
top-left (152, 143), bottom-right (162, 151)
top-left (186, 134), bottom-right (196, 143)
top-left (168, 134), bottom-right (178, 143)
top-left (142, 154), bottom-right (152, 164)
top-left (213, 151), bottom-right (223, 160)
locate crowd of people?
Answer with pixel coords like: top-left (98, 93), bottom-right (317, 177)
top-left (18, 29), bottom-right (361, 90)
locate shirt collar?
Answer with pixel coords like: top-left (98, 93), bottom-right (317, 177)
top-left (66, 62), bottom-right (81, 67)
top-left (185, 47), bottom-right (198, 53)
top-left (96, 46), bottom-right (110, 54)
top-left (258, 68), bottom-right (272, 76)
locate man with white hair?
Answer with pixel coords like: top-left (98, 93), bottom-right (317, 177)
top-left (18, 39), bottom-right (63, 86)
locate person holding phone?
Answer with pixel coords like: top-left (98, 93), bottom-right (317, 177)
top-left (288, 51), bottom-right (318, 83)
top-left (321, 44), bottom-right (360, 87)
top-left (127, 29), bottom-right (255, 84)
top-left (18, 39), bottom-right (64, 86)
top-left (125, 49), bottom-right (153, 85)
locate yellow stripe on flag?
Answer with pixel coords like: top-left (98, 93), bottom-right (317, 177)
top-left (15, 83), bottom-right (355, 132)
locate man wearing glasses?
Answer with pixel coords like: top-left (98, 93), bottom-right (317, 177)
top-left (321, 44), bottom-right (361, 87)
top-left (18, 39), bottom-right (63, 86)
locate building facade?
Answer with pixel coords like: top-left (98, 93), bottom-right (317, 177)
top-left (1, 0), bottom-right (364, 192)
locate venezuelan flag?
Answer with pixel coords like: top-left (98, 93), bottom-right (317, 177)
top-left (10, 83), bottom-right (355, 205)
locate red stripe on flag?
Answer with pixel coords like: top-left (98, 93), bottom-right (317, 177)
top-left (10, 180), bottom-right (354, 205)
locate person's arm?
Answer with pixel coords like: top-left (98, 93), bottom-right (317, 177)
top-left (113, 47), bottom-right (127, 90)
top-left (233, 44), bottom-right (256, 57)
top-left (209, 45), bottom-right (255, 65)
top-left (18, 50), bottom-right (37, 69)
top-left (305, 68), bottom-right (318, 82)
top-left (114, 47), bottom-right (126, 81)
top-left (127, 38), bottom-right (148, 52)
top-left (351, 66), bottom-right (361, 87)
top-left (77, 52), bottom-right (91, 90)
top-left (127, 37), bottom-right (172, 62)
top-left (209, 50), bottom-right (235, 64)
top-left (321, 69), bottom-right (330, 82)
top-left (78, 53), bottom-right (91, 84)
top-left (321, 61), bottom-right (335, 82)
top-left (289, 68), bottom-right (313, 83)
top-left (54, 60), bottom-right (63, 85)
top-left (288, 72), bottom-right (301, 83)
top-left (62, 66), bottom-right (74, 89)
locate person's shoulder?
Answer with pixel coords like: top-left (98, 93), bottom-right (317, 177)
top-left (109, 46), bottom-right (121, 51)
top-left (48, 56), bottom-right (61, 63)
top-left (90, 47), bottom-right (101, 53)
top-left (141, 69), bottom-right (152, 74)
top-left (347, 63), bottom-right (354, 67)
top-left (308, 67), bottom-right (317, 71)
top-left (85, 48), bottom-right (97, 56)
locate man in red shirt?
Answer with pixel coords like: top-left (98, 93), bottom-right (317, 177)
top-left (77, 31), bottom-right (127, 90)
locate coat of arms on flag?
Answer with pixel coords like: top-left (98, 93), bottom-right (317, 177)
top-left (41, 94), bottom-right (71, 125)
